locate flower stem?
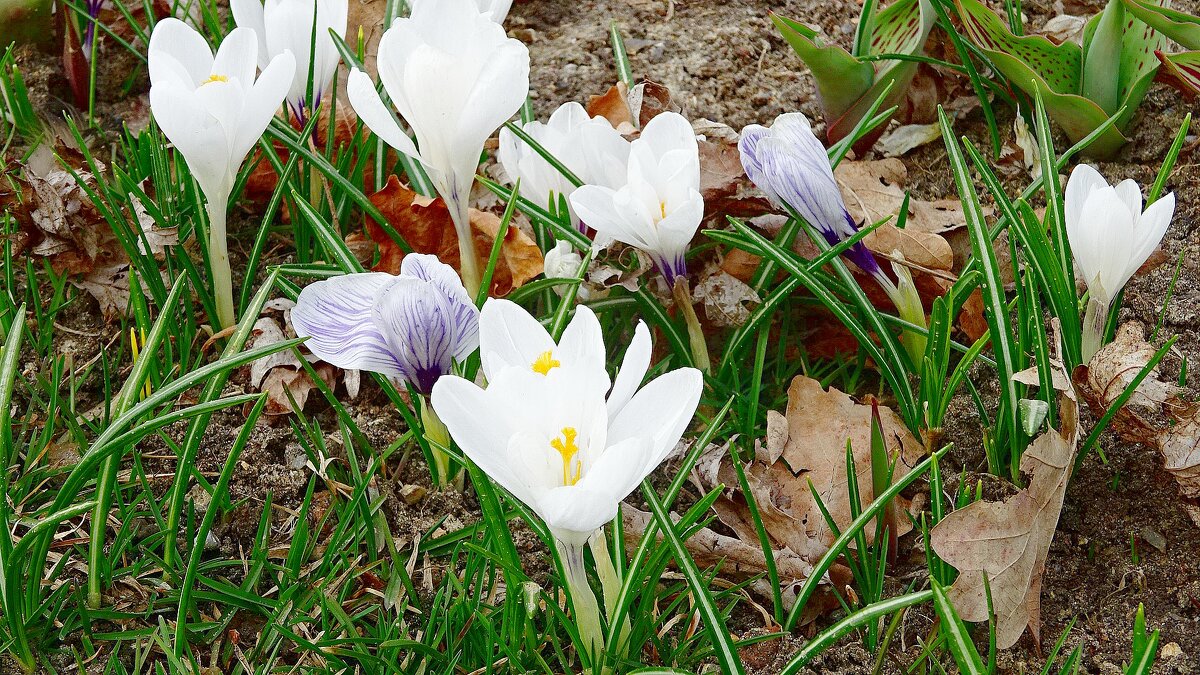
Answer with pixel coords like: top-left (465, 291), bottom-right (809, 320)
top-left (589, 529), bottom-right (632, 657)
top-left (419, 396), bottom-right (455, 487)
top-left (672, 278), bottom-right (711, 373)
top-left (875, 262), bottom-right (927, 367)
top-left (1081, 296), bottom-right (1109, 364)
top-left (449, 199), bottom-right (482, 298)
top-left (206, 198), bottom-right (236, 330)
top-left (556, 538), bottom-right (604, 665)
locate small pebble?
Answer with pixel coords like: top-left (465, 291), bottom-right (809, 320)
top-left (1161, 642), bottom-right (1184, 659)
top-left (400, 484), bottom-right (427, 505)
top-left (1141, 526), bottom-right (1167, 553)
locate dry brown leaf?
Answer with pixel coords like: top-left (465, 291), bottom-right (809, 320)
top-left (1076, 322), bottom-right (1200, 524)
top-left (692, 269), bottom-right (760, 327)
top-left (366, 175), bottom-right (542, 295)
top-left (700, 376), bottom-right (925, 567)
top-left (931, 344), bottom-right (1078, 649)
top-left (248, 317), bottom-right (336, 416)
top-left (840, 158), bottom-right (969, 253)
top-left (1085, 322), bottom-right (1181, 412)
top-left (696, 122), bottom-right (773, 219)
top-left (586, 83), bottom-right (637, 133)
top-left (72, 264), bottom-right (132, 321)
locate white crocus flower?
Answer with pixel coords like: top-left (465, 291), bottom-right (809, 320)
top-left (432, 299), bottom-right (700, 657)
top-left (570, 111), bottom-right (703, 287)
top-left (346, 0), bottom-right (530, 296)
top-left (148, 18), bottom-right (295, 328)
top-left (499, 102), bottom-right (630, 232)
top-left (475, 299), bottom-right (653, 423)
top-left (231, 0), bottom-right (347, 123)
top-left (1065, 164), bottom-right (1174, 361)
top-left (410, 0), bottom-right (513, 22)
top-left (542, 241), bottom-right (590, 299)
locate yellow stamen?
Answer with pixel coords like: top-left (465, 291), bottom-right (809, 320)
top-left (202, 73), bottom-right (229, 85)
top-left (531, 350), bottom-right (561, 375)
top-left (550, 427), bottom-right (581, 486)
top-left (129, 327), bottom-right (152, 400)
top-left (659, 201), bottom-right (668, 220)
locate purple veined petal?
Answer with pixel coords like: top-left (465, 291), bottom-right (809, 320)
top-left (292, 273), bottom-right (406, 376)
top-left (737, 125), bottom-right (780, 205)
top-left (401, 253), bottom-right (471, 303)
top-left (372, 274), bottom-right (480, 394)
top-left (758, 135), bottom-right (850, 244)
top-left (400, 253), bottom-right (480, 363)
top-left (655, 251), bottom-right (688, 288)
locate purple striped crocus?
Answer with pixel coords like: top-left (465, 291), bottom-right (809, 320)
top-left (739, 112), bottom-right (927, 364)
top-left (738, 112), bottom-right (889, 282)
top-left (82, 0), bottom-right (104, 58)
top-left (291, 253), bottom-right (480, 395)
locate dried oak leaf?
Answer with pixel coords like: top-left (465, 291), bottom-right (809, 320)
top-left (367, 175), bottom-right (542, 295)
top-left (586, 80), bottom-right (676, 133)
top-left (833, 159), bottom-right (958, 273)
top-left (931, 349), bottom-right (1078, 649)
top-left (1077, 322), bottom-right (1200, 524)
top-left (692, 269), bottom-right (760, 327)
top-left (247, 317), bottom-right (336, 416)
top-left (700, 376), bottom-right (925, 567)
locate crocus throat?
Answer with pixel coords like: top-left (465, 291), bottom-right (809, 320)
top-left (202, 74), bottom-right (230, 85)
top-left (550, 427), bottom-right (581, 486)
top-left (531, 350), bottom-right (561, 375)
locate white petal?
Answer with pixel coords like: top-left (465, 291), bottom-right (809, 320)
top-left (291, 272), bottom-right (405, 375)
top-left (537, 485), bottom-right (618, 545)
top-left (148, 18), bottom-right (212, 87)
top-left (1078, 187), bottom-right (1135, 304)
top-left (150, 83), bottom-right (233, 202)
top-left (576, 437), bottom-right (653, 503)
top-left (431, 376), bottom-right (529, 501)
top-left (1125, 192), bottom-right (1174, 284)
top-left (230, 49), bottom-right (294, 164)
top-left (456, 38), bottom-right (529, 155)
top-left (657, 190), bottom-right (704, 251)
top-left (1113, 179), bottom-right (1143, 220)
top-left (571, 185), bottom-right (658, 253)
top-left (346, 69), bottom-right (422, 160)
top-left (555, 305), bottom-right (607, 377)
top-left (229, 0), bottom-right (270, 70)
top-left (211, 27), bottom-right (259, 91)
top-left (478, 298), bottom-right (555, 379)
top-left (1064, 164), bottom-right (1108, 237)
top-left (607, 321), bottom-right (650, 420)
top-left (609, 367), bottom-right (702, 467)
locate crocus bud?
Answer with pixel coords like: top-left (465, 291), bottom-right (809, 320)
top-left (738, 112), bottom-right (886, 281)
top-left (231, 0), bottom-right (348, 123)
top-left (1066, 164), bottom-right (1174, 360)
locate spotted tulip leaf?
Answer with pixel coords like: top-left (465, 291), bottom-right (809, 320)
top-left (954, 0), bottom-right (1083, 95)
top-left (991, 48), bottom-right (1129, 156)
top-left (1078, 0), bottom-right (1167, 129)
top-left (772, 12), bottom-right (875, 125)
top-left (870, 0), bottom-right (937, 74)
top-left (1156, 50), bottom-right (1200, 97)
top-left (1121, 0), bottom-right (1200, 49)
